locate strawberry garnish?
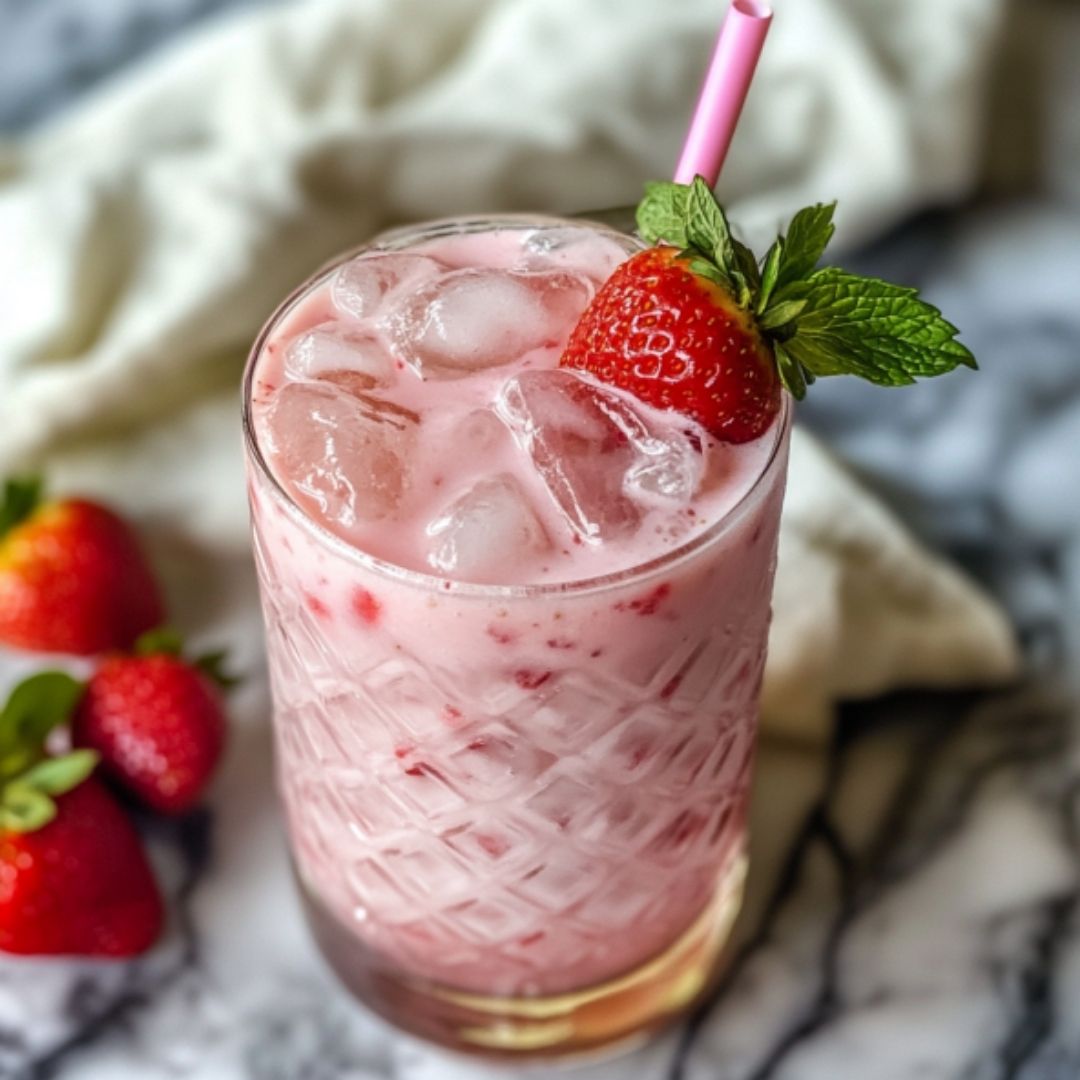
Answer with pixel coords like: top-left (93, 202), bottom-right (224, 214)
top-left (0, 673), bottom-right (163, 957)
top-left (561, 245), bottom-right (779, 443)
top-left (0, 477), bottom-right (164, 655)
top-left (561, 178), bottom-right (976, 442)
top-left (73, 629), bottom-right (231, 815)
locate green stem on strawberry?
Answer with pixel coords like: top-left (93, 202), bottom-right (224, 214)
top-left (134, 627), bottom-right (241, 691)
top-left (0, 672), bottom-right (98, 833)
top-left (0, 476), bottom-right (42, 538)
top-left (0, 751), bottom-right (99, 832)
top-left (134, 626), bottom-right (185, 658)
top-left (635, 177), bottom-right (976, 401)
top-left (193, 649), bottom-right (242, 690)
top-left (0, 672), bottom-right (83, 780)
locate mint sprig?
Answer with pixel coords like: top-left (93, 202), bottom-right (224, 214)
top-left (635, 177), bottom-right (976, 400)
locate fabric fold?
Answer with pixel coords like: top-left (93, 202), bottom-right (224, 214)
top-left (0, 0), bottom-right (1015, 740)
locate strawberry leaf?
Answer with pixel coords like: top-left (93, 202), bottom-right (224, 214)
top-left (135, 626), bottom-right (184, 657)
top-left (0, 783), bottom-right (56, 832)
top-left (18, 750), bottom-right (98, 797)
top-left (0, 476), bottom-right (43, 538)
top-left (0, 673), bottom-right (84, 773)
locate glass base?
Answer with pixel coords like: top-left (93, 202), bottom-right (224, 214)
top-left (299, 853), bottom-right (747, 1062)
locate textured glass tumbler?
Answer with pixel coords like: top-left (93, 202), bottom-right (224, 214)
top-left (243, 217), bottom-right (792, 1060)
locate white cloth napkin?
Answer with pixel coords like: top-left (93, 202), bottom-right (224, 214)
top-left (0, 0), bottom-right (1017, 739)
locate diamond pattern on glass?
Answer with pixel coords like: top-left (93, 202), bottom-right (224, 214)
top-left (252, 508), bottom-right (768, 995)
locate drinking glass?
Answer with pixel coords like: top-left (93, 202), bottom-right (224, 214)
top-left (243, 215), bottom-right (792, 1059)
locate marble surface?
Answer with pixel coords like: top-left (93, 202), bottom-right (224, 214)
top-left (2, 2), bottom-right (1079, 1078)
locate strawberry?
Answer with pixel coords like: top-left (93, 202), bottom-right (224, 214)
top-left (561, 245), bottom-right (780, 443)
top-left (0, 779), bottom-right (164, 957)
top-left (73, 629), bottom-right (230, 815)
top-left (0, 672), bottom-right (163, 957)
top-left (0, 477), bottom-right (164, 655)
top-left (561, 178), bottom-right (977, 442)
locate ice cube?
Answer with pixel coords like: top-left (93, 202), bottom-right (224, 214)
top-left (623, 431), bottom-right (704, 505)
top-left (519, 226), bottom-right (631, 285)
top-left (426, 474), bottom-right (549, 582)
top-left (331, 253), bottom-right (445, 320)
top-left (262, 382), bottom-right (415, 527)
top-left (382, 269), bottom-right (592, 378)
top-left (285, 322), bottom-right (395, 389)
top-left (497, 371), bottom-right (703, 542)
top-left (496, 370), bottom-right (641, 542)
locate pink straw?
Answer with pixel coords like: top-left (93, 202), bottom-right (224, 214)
top-left (674, 0), bottom-right (773, 186)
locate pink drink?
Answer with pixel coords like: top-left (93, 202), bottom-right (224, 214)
top-left (243, 216), bottom-right (790, 1056)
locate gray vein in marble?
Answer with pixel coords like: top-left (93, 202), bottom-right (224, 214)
top-left (0, 811), bottom-right (211, 1079)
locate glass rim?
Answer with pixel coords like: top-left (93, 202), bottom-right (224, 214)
top-left (241, 214), bottom-right (792, 600)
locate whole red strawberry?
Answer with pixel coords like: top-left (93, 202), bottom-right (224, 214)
top-left (0, 673), bottom-right (163, 957)
top-left (562, 178), bottom-right (976, 441)
top-left (0, 478), bottom-right (164, 655)
top-left (73, 630), bottom-right (229, 814)
top-left (561, 245), bottom-right (780, 443)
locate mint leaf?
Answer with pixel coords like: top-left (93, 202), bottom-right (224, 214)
top-left (774, 343), bottom-right (808, 400)
top-left (0, 476), bottom-right (42, 537)
top-left (637, 178), bottom-right (754, 304)
top-left (0, 672), bottom-right (83, 768)
top-left (18, 750), bottom-right (98, 797)
top-left (783, 267), bottom-right (977, 384)
top-left (636, 181), bottom-right (691, 247)
top-left (774, 203), bottom-right (836, 291)
top-left (732, 236), bottom-right (761, 293)
top-left (683, 255), bottom-right (733, 293)
top-left (784, 333), bottom-right (910, 383)
top-left (758, 241), bottom-right (782, 310)
top-left (686, 177), bottom-right (736, 275)
top-left (756, 203), bottom-right (836, 311)
top-left (759, 299), bottom-right (807, 333)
